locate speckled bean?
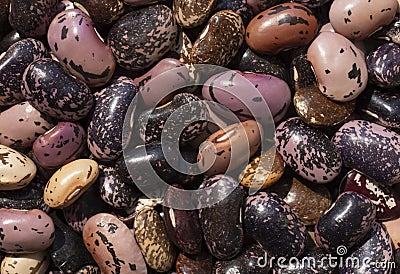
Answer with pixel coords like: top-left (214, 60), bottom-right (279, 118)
top-left (307, 32), bottom-right (368, 102)
top-left (33, 122), bottom-right (86, 169)
top-left (0, 38), bottom-right (49, 106)
top-left (138, 93), bottom-right (207, 144)
top-left (332, 120), bottom-right (400, 185)
top-left (83, 213), bottom-right (147, 274)
top-left (9, 0), bottom-right (58, 37)
top-left (244, 192), bottom-right (307, 257)
top-left (107, 5), bottom-right (178, 71)
top-left (275, 117), bottom-right (342, 183)
top-left (198, 175), bottom-right (244, 260)
top-left (173, 0), bottom-right (217, 28)
top-left (0, 208), bottom-right (55, 253)
top-left (22, 58), bottom-right (93, 121)
top-left (0, 144), bottom-right (36, 190)
top-left (0, 102), bottom-right (54, 149)
top-left (191, 10), bottom-right (244, 66)
top-left (88, 76), bottom-right (137, 161)
top-left (134, 208), bottom-right (176, 272)
top-left (48, 9), bottom-right (116, 87)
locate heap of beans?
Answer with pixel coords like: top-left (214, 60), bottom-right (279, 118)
top-left (0, 0), bottom-right (400, 273)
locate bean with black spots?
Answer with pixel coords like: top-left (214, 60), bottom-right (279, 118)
top-left (87, 76), bottom-right (137, 161)
top-left (134, 208), bottom-right (176, 272)
top-left (22, 58), bottom-right (93, 121)
top-left (107, 5), bottom-right (178, 71)
top-left (275, 117), bottom-right (342, 183)
top-left (0, 102), bottom-right (54, 149)
top-left (48, 9), bottom-right (116, 87)
top-left (9, 0), bottom-right (58, 37)
top-left (83, 213), bottom-right (147, 274)
top-left (0, 38), bottom-right (49, 106)
top-left (0, 208), bottom-right (55, 253)
top-left (246, 3), bottom-right (318, 55)
top-left (33, 122), bottom-right (86, 169)
top-left (244, 192), bottom-right (307, 257)
top-left (332, 120), bottom-right (400, 185)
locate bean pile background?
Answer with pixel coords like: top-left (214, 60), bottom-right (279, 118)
top-left (1, 0), bottom-right (400, 273)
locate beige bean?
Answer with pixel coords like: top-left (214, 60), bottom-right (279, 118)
top-left (1, 251), bottom-right (50, 274)
top-left (44, 159), bottom-right (99, 208)
top-left (0, 144), bottom-right (36, 190)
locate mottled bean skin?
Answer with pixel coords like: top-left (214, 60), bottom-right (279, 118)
top-left (83, 213), bottom-right (147, 274)
top-left (48, 9), bottom-right (116, 87)
top-left (244, 192), bottom-right (307, 257)
top-left (191, 10), bottom-right (245, 67)
top-left (246, 3), bottom-right (318, 55)
top-left (367, 42), bottom-right (400, 88)
top-left (33, 122), bottom-right (86, 169)
top-left (315, 192), bottom-right (376, 253)
top-left (134, 208), bottom-right (176, 272)
top-left (339, 223), bottom-right (393, 274)
top-left (0, 144), bottom-right (37, 190)
top-left (173, 0), bottom-right (217, 28)
top-left (275, 117), bottom-right (342, 183)
top-left (74, 0), bottom-right (124, 25)
top-left (198, 175), bottom-right (244, 260)
top-left (107, 5), bottom-right (178, 71)
top-left (9, 0), bottom-right (59, 37)
top-left (238, 48), bottom-right (290, 83)
top-left (0, 208), bottom-right (55, 253)
top-left (329, 0), bottom-right (397, 40)
top-left (0, 38), bottom-right (49, 106)
top-left (0, 102), bottom-right (54, 149)
top-left (333, 120), bottom-right (400, 185)
top-left (88, 77), bottom-right (137, 161)
top-left (138, 93), bottom-right (207, 144)
top-left (214, 0), bottom-right (254, 26)
top-left (22, 58), bottom-right (93, 121)
top-left (98, 165), bottom-right (141, 209)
